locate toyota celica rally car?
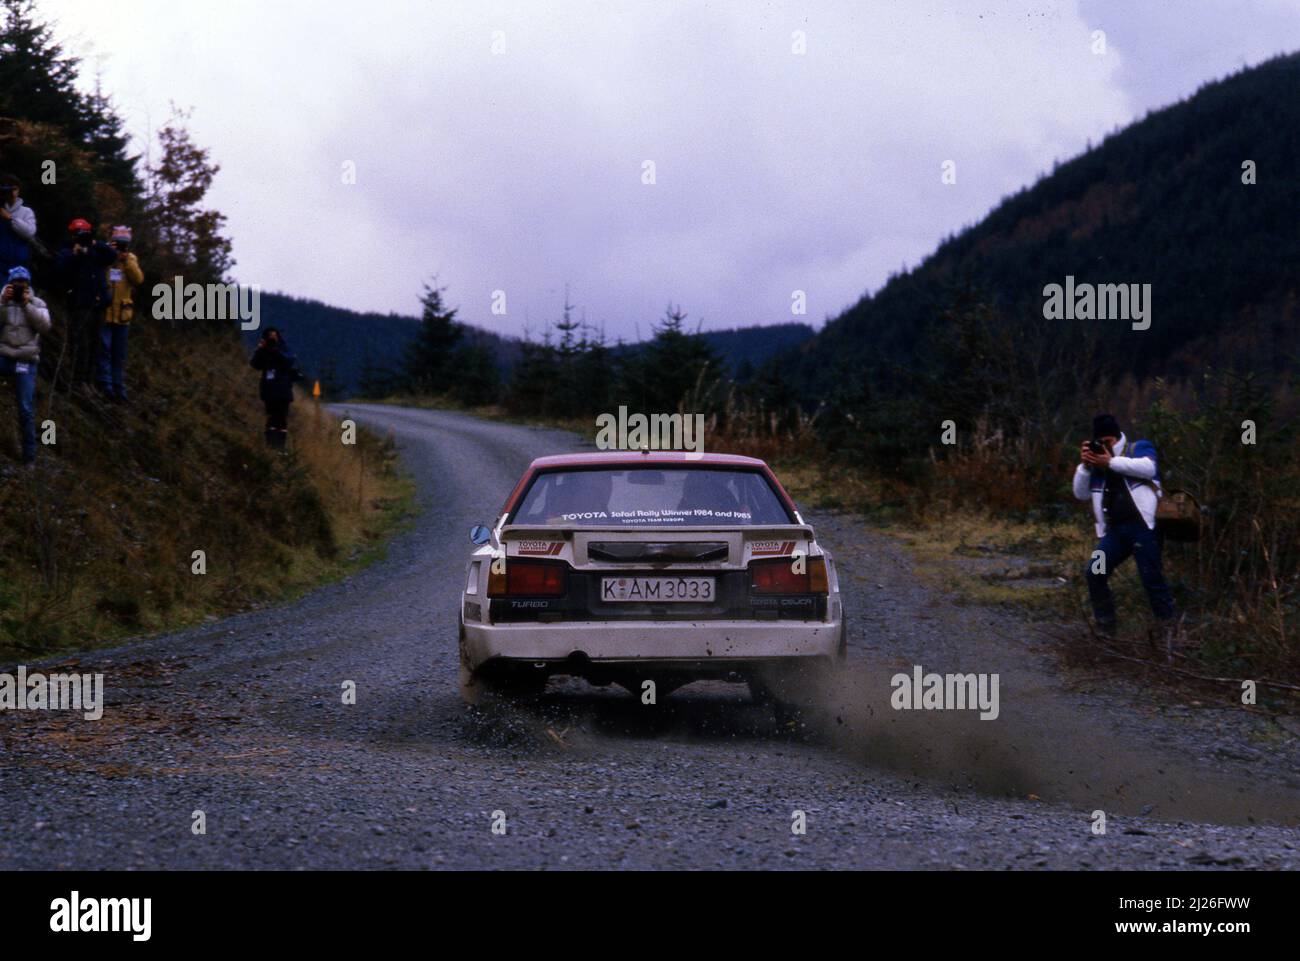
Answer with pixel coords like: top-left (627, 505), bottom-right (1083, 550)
top-left (458, 451), bottom-right (845, 708)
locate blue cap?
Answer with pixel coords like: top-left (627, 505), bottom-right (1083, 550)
top-left (6, 266), bottom-right (31, 284)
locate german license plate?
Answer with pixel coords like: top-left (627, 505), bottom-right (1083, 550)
top-left (601, 576), bottom-right (715, 602)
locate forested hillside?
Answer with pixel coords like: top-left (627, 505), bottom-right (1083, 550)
top-left (769, 52), bottom-right (1300, 682)
top-left (701, 323), bottom-right (814, 376)
top-left (797, 52), bottom-right (1300, 408)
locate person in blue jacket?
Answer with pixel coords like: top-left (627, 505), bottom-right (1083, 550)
top-left (0, 174), bottom-right (38, 281)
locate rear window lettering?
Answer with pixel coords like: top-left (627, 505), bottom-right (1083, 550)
top-left (512, 468), bottom-right (791, 526)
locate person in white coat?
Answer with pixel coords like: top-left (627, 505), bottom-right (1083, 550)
top-left (0, 267), bottom-right (52, 464)
top-left (1073, 413), bottom-right (1175, 637)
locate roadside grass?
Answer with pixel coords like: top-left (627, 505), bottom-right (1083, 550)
top-left (762, 444), bottom-right (1298, 698)
top-left (294, 399), bottom-right (416, 552)
top-left (777, 460), bottom-right (1091, 618)
top-left (850, 504), bottom-right (1300, 707)
top-left (871, 512), bottom-right (1080, 614)
top-left (0, 326), bottom-right (414, 660)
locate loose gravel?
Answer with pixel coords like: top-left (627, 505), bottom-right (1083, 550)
top-left (1, 406), bottom-right (1295, 869)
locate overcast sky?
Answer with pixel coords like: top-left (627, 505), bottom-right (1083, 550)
top-left (39, 0), bottom-right (1300, 340)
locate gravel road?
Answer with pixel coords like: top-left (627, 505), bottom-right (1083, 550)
top-left (2, 405), bottom-right (1297, 870)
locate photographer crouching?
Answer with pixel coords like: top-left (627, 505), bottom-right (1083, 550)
top-left (1073, 413), bottom-right (1178, 652)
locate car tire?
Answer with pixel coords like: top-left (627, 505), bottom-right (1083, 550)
top-left (749, 677), bottom-right (807, 729)
top-left (750, 656), bottom-right (837, 727)
top-left (459, 660), bottom-right (481, 706)
top-left (459, 620), bottom-right (547, 704)
top-left (461, 671), bottom-right (547, 705)
top-left (458, 623), bottom-right (482, 705)
top-left (460, 661), bottom-right (547, 705)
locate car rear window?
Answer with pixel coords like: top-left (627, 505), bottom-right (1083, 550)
top-left (511, 468), bottom-right (793, 526)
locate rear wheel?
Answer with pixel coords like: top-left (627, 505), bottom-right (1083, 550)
top-left (460, 662), bottom-right (547, 705)
top-left (750, 657), bottom-right (837, 727)
top-left (459, 660), bottom-right (481, 705)
top-left (749, 676), bottom-right (806, 728)
top-left (459, 623), bottom-right (547, 705)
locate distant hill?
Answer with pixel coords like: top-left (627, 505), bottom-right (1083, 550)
top-left (255, 292), bottom-right (814, 396)
top-left (701, 323), bottom-right (815, 376)
top-left (246, 294), bottom-right (417, 396)
top-left (248, 293), bottom-right (520, 396)
top-left (792, 52), bottom-right (1300, 395)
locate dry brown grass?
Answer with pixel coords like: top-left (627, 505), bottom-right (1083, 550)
top-left (0, 324), bottom-right (412, 657)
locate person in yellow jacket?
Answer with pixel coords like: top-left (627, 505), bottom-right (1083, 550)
top-left (96, 225), bottom-right (144, 401)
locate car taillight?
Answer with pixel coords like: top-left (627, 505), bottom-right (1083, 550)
top-left (749, 555), bottom-right (828, 594)
top-left (808, 555), bottom-right (829, 593)
top-left (488, 559), bottom-right (566, 597)
top-left (487, 562), bottom-right (507, 596)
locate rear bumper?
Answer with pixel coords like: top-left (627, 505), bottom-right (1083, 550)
top-left (461, 616), bottom-right (842, 670)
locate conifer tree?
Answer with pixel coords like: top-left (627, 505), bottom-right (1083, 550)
top-left (403, 281), bottom-right (463, 395)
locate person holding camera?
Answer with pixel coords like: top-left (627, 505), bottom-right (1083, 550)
top-left (0, 267), bottom-right (53, 465)
top-left (1073, 413), bottom-right (1176, 641)
top-left (96, 225), bottom-right (144, 401)
top-left (0, 174), bottom-right (38, 281)
top-left (249, 327), bottom-right (301, 449)
top-left (56, 218), bottom-right (117, 387)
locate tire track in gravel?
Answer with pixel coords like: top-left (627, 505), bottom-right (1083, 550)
top-left (803, 512), bottom-right (1300, 827)
top-left (1, 405), bottom-right (1296, 870)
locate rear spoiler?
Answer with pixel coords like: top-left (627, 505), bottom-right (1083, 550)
top-left (499, 524), bottom-right (815, 540)
top-left (499, 523), bottom-right (817, 567)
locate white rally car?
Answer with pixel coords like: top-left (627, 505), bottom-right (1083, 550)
top-left (458, 452), bottom-right (845, 708)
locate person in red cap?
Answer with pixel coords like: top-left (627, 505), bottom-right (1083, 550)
top-left (55, 218), bottom-right (116, 387)
top-left (96, 225), bottom-right (144, 400)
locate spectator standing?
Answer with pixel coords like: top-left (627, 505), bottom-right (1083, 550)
top-left (96, 225), bottom-right (144, 400)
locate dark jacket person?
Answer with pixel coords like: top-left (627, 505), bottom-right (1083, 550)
top-left (0, 175), bottom-right (38, 280)
top-left (56, 218), bottom-right (117, 386)
top-left (249, 327), bottom-right (300, 449)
